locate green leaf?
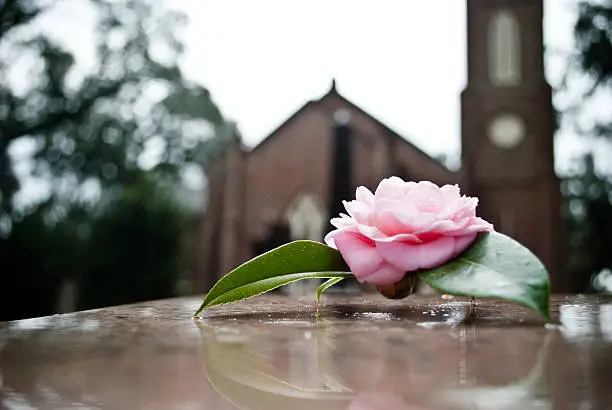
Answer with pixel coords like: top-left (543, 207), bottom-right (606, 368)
top-left (419, 231), bottom-right (551, 320)
top-left (316, 277), bottom-right (345, 302)
top-left (194, 240), bottom-right (351, 316)
top-left (203, 272), bottom-right (352, 311)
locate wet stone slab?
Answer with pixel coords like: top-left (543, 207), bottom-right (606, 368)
top-left (1, 294), bottom-right (611, 410)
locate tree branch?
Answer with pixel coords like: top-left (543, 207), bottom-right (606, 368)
top-left (0, 0), bottom-right (45, 41)
top-left (3, 79), bottom-right (127, 141)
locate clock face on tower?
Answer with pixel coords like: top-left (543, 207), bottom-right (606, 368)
top-left (487, 113), bottom-right (526, 149)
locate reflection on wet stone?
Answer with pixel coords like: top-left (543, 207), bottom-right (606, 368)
top-left (0, 294), bottom-right (612, 409)
top-left (599, 304), bottom-right (612, 342)
top-left (559, 303), bottom-right (599, 342)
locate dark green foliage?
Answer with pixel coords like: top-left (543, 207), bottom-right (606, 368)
top-left (559, 1), bottom-right (612, 292)
top-left (0, 209), bottom-right (61, 321)
top-left (0, 178), bottom-right (188, 320)
top-left (77, 177), bottom-right (186, 310)
top-left (0, 0), bottom-right (229, 212)
top-left (420, 232), bottom-right (550, 320)
top-left (0, 0), bottom-right (229, 319)
top-left (575, 1), bottom-right (612, 90)
top-left (562, 154), bottom-right (612, 292)
top-left (567, 1), bottom-right (612, 138)
top-left (194, 241), bottom-right (351, 315)
top-left (0, 199), bottom-right (88, 320)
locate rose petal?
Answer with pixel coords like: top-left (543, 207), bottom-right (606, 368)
top-left (356, 223), bottom-right (386, 239)
top-left (398, 211), bottom-right (437, 230)
top-left (376, 234), bottom-right (479, 271)
top-left (374, 176), bottom-right (408, 200)
top-left (375, 240), bottom-right (423, 272)
top-left (358, 261), bottom-right (405, 286)
top-left (324, 225), bottom-right (360, 248)
top-left (355, 186), bottom-right (375, 208)
top-left (371, 232), bottom-right (423, 244)
top-left (451, 196), bottom-right (478, 220)
top-left (371, 206), bottom-right (401, 234)
top-left (438, 184), bottom-right (461, 216)
top-left (459, 217), bottom-right (494, 233)
top-left (414, 217), bottom-right (470, 236)
top-left (440, 184), bottom-right (461, 204)
top-left (330, 214), bottom-right (356, 229)
top-left (452, 233), bottom-right (478, 257)
top-left (329, 231), bottom-right (382, 279)
top-left (328, 230), bottom-right (406, 285)
top-left (406, 181), bottom-right (446, 213)
top-left (343, 200), bottom-right (371, 224)
top-left (357, 223), bottom-right (426, 244)
top-left (373, 199), bottom-right (422, 235)
top-left (415, 233), bottom-right (478, 267)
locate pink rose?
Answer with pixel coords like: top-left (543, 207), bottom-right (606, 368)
top-left (324, 178), bottom-right (493, 286)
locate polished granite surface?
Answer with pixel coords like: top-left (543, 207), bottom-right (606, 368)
top-left (1, 294), bottom-right (611, 410)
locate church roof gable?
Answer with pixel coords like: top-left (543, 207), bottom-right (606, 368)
top-left (246, 82), bottom-right (455, 177)
top-left (323, 86), bottom-right (454, 176)
top-left (244, 99), bottom-right (319, 154)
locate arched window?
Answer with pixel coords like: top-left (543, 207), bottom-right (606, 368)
top-left (488, 10), bottom-right (521, 86)
top-left (284, 194), bottom-right (326, 242)
top-left (283, 193), bottom-right (327, 295)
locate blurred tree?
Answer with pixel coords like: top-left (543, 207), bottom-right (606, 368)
top-left (76, 173), bottom-right (186, 310)
top-left (0, 199), bottom-right (89, 320)
top-left (1, 0), bottom-right (228, 212)
top-left (575, 1), bottom-right (612, 93)
top-left (0, 0), bottom-right (230, 319)
top-left (556, 0), bottom-right (612, 292)
top-left (570, 0), bottom-right (612, 138)
top-left (562, 153), bottom-right (612, 291)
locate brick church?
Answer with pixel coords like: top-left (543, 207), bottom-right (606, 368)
top-left (192, 0), bottom-right (568, 293)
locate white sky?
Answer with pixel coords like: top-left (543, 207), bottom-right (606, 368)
top-left (8, 0), bottom-right (611, 207)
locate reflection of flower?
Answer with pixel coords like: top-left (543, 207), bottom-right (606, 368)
top-left (347, 392), bottom-right (433, 410)
top-left (196, 320), bottom-right (354, 410)
top-left (325, 178), bottom-right (493, 286)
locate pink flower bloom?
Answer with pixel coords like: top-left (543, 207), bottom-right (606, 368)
top-left (325, 178), bottom-right (493, 286)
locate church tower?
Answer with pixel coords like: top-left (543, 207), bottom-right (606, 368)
top-left (461, 0), bottom-right (568, 291)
